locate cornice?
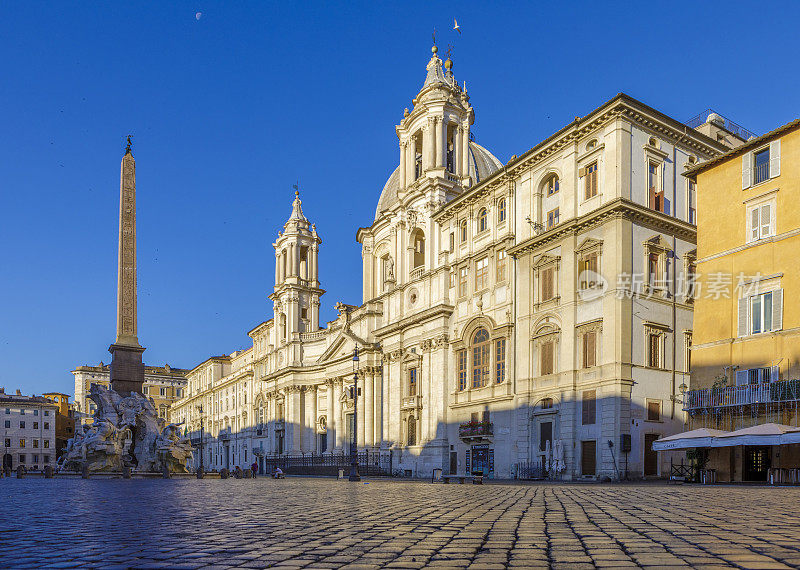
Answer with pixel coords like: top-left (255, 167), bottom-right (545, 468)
top-left (372, 304), bottom-right (454, 338)
top-left (509, 198), bottom-right (696, 257)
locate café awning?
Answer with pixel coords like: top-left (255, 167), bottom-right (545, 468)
top-left (652, 428), bottom-right (728, 451)
top-left (710, 423), bottom-right (800, 447)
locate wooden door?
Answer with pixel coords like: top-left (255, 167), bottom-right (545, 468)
top-left (581, 440), bottom-right (596, 476)
top-left (644, 434), bottom-right (659, 476)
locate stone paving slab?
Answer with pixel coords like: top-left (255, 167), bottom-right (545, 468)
top-left (2, 478), bottom-right (800, 568)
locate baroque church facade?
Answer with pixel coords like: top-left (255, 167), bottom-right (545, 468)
top-left (170, 46), bottom-right (741, 479)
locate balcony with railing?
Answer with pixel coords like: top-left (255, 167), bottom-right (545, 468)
top-left (401, 395), bottom-right (422, 410)
top-left (754, 161), bottom-right (770, 185)
top-left (458, 420), bottom-right (493, 440)
top-left (685, 109), bottom-right (757, 141)
top-left (685, 379), bottom-right (800, 412)
top-left (410, 266), bottom-right (425, 280)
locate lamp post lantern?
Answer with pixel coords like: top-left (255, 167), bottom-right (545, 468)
top-left (196, 404), bottom-right (205, 479)
top-left (349, 346), bottom-right (361, 481)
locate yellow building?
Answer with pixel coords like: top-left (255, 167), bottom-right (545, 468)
top-left (681, 118), bottom-right (800, 481)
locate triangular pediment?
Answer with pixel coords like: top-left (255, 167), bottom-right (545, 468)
top-left (532, 253), bottom-right (560, 269)
top-left (576, 237), bottom-right (603, 254)
top-left (316, 327), bottom-right (370, 365)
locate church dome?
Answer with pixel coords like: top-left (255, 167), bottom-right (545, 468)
top-left (374, 141), bottom-right (503, 220)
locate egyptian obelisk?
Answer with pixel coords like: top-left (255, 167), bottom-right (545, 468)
top-left (109, 136), bottom-right (146, 395)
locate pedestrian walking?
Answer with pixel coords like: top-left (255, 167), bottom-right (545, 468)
top-left (251, 461), bottom-right (258, 478)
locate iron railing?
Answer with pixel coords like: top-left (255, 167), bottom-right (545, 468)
top-left (684, 109), bottom-right (757, 141)
top-left (685, 379), bottom-right (800, 411)
top-left (515, 461), bottom-right (548, 480)
top-left (754, 162), bottom-right (770, 185)
top-left (262, 451), bottom-right (391, 476)
top-left (459, 421), bottom-right (493, 438)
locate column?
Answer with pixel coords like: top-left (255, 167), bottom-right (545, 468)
top-left (423, 121), bottom-right (434, 171)
top-left (461, 125), bottom-right (470, 177)
top-left (274, 251), bottom-right (280, 285)
top-left (434, 117), bottom-right (443, 168)
top-left (304, 386), bottom-right (317, 453)
top-left (406, 136), bottom-right (417, 186)
top-left (326, 380), bottom-right (335, 454)
top-left (332, 379), bottom-right (343, 451)
top-left (289, 387), bottom-right (301, 454)
top-left (454, 126), bottom-right (462, 177)
top-left (312, 245), bottom-right (319, 284)
top-left (287, 244), bottom-right (294, 276)
top-left (356, 373), bottom-right (365, 451)
top-left (363, 369), bottom-right (374, 448)
top-left (279, 250), bottom-right (286, 282)
top-left (310, 299), bottom-right (320, 332)
top-left (294, 243), bottom-right (301, 277)
top-left (399, 140), bottom-right (407, 190)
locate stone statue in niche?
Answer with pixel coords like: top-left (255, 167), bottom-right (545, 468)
top-left (385, 255), bottom-right (395, 282)
top-left (58, 384), bottom-right (193, 474)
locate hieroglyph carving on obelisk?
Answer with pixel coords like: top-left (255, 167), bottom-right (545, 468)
top-left (116, 139), bottom-right (140, 347)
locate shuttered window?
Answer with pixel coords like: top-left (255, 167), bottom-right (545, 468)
top-left (540, 340), bottom-right (554, 375)
top-left (541, 267), bottom-right (555, 301)
top-left (582, 331), bottom-right (597, 368)
top-left (457, 350), bottom-right (467, 391)
top-left (748, 203), bottom-right (774, 242)
top-left (584, 162), bottom-right (598, 199)
top-left (475, 257), bottom-right (489, 291)
top-left (495, 339), bottom-right (506, 383)
top-left (579, 253), bottom-right (599, 289)
top-left (582, 389), bottom-right (596, 425)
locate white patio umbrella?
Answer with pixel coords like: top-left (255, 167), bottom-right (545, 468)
top-left (554, 439), bottom-right (565, 473)
top-left (545, 439), bottom-right (552, 473)
top-left (652, 428), bottom-right (728, 451)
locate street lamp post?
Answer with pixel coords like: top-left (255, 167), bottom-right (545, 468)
top-left (196, 404), bottom-right (205, 479)
top-left (349, 346), bottom-right (361, 481)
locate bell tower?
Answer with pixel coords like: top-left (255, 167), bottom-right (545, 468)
top-left (396, 45), bottom-right (475, 197)
top-left (270, 190), bottom-right (323, 347)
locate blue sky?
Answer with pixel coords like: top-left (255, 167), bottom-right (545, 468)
top-left (1, 1), bottom-right (798, 397)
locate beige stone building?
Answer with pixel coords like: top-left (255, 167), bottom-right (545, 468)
top-left (1, 389), bottom-right (58, 471)
top-left (171, 47), bottom-right (743, 479)
top-left (72, 363), bottom-right (188, 425)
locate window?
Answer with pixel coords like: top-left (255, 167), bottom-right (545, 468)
top-left (407, 417), bottom-right (416, 446)
top-left (4, 409), bottom-right (8, 414)
top-left (582, 330), bottom-right (597, 368)
top-left (496, 250), bottom-right (507, 282)
top-left (407, 368), bottom-right (417, 397)
top-left (412, 230), bottom-right (425, 268)
top-left (20, 409), bottom-right (25, 415)
top-left (19, 421), bottom-right (25, 429)
top-left (540, 398), bottom-right (554, 409)
top-left (687, 179), bottom-right (696, 224)
top-left (647, 401), bottom-right (661, 422)
top-left (19, 439), bottom-right (25, 448)
top-left (471, 328), bottom-right (491, 388)
top-left (33, 440), bottom-right (39, 449)
top-left (743, 141), bottom-right (780, 188)
top-left (460, 220), bottom-right (468, 243)
top-left (477, 208), bottom-right (488, 233)
top-left (648, 161), bottom-right (665, 212)
top-left (584, 162), bottom-right (598, 199)
top-left (3, 439), bottom-right (9, 448)
top-left (458, 266), bottom-right (468, 298)
top-left (547, 208), bottom-right (560, 229)
top-left (449, 270), bottom-right (456, 289)
top-left (545, 174), bottom-right (559, 196)
top-left (751, 291), bottom-right (774, 334)
top-left (541, 267), bottom-right (555, 301)
top-left (754, 148), bottom-right (770, 184)
top-left (582, 390), bottom-right (596, 425)
top-left (34, 410), bottom-right (38, 416)
top-left (748, 202), bottom-right (774, 242)
top-left (457, 349), bottom-right (468, 391)
top-left (19, 454), bottom-right (26, 464)
top-left (578, 252), bottom-right (599, 289)
top-left (648, 332), bottom-right (662, 368)
top-left (497, 199), bottom-right (506, 223)
top-left (3, 421), bottom-right (8, 428)
top-left (647, 252), bottom-right (660, 287)
top-left (495, 339), bottom-right (506, 383)
top-left (33, 422), bottom-right (38, 430)
top-left (475, 257), bottom-right (489, 291)
top-left (540, 340), bottom-right (555, 375)
top-left (44, 455), bottom-right (50, 464)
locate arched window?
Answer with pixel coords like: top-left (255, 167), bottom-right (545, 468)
top-left (497, 199), bottom-right (506, 223)
top-left (540, 397), bottom-right (554, 410)
top-left (544, 174), bottom-right (559, 196)
top-left (460, 220), bottom-right (468, 243)
top-left (407, 416), bottom-right (416, 446)
top-left (412, 230), bottom-right (425, 268)
top-left (472, 328), bottom-right (491, 388)
top-left (477, 208), bottom-right (488, 233)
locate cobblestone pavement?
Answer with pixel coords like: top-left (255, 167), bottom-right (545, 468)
top-left (2, 478), bottom-right (800, 569)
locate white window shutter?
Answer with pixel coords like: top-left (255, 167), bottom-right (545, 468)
top-left (735, 370), bottom-right (748, 386)
top-left (750, 208), bottom-right (759, 242)
top-left (772, 288), bottom-right (783, 331)
top-left (737, 297), bottom-right (748, 337)
top-left (769, 139), bottom-right (781, 178)
top-left (771, 365), bottom-right (780, 383)
top-left (761, 204), bottom-right (772, 237)
top-left (742, 152), bottom-right (753, 189)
